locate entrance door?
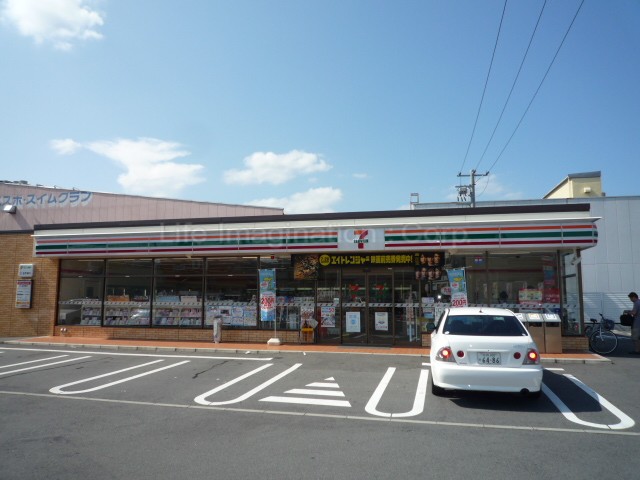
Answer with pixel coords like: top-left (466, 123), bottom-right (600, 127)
top-left (341, 271), bottom-right (393, 345)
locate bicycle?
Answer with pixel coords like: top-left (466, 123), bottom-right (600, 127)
top-left (587, 313), bottom-right (618, 355)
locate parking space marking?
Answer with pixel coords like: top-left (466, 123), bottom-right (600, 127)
top-left (543, 374), bottom-right (635, 430)
top-left (0, 356), bottom-right (92, 376)
top-left (1, 355), bottom-right (70, 369)
top-left (50, 359), bottom-right (190, 395)
top-left (365, 367), bottom-right (429, 418)
top-left (194, 363), bottom-right (302, 406)
top-left (0, 347), bottom-right (272, 361)
top-left (261, 376), bottom-right (352, 407)
top-left (3, 389), bottom-right (637, 436)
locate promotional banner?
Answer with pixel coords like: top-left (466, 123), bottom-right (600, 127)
top-left (446, 268), bottom-right (468, 308)
top-left (259, 269), bottom-right (276, 322)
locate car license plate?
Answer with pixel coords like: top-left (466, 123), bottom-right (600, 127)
top-left (477, 352), bottom-right (501, 365)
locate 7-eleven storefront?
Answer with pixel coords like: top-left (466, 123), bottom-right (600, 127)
top-left (32, 205), bottom-right (597, 349)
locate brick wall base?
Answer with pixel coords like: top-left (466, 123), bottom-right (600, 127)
top-left (54, 326), bottom-right (303, 344)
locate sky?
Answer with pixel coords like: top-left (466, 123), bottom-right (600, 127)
top-left (1, 0), bottom-right (639, 214)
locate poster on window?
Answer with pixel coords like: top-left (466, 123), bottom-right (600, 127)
top-left (259, 269), bottom-right (276, 322)
top-left (375, 312), bottom-right (389, 331)
top-left (321, 306), bottom-right (336, 327)
top-left (346, 311), bottom-right (361, 332)
top-left (446, 268), bottom-right (468, 308)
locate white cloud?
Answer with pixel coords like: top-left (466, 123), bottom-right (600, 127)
top-left (1, 0), bottom-right (105, 50)
top-left (50, 138), bottom-right (82, 155)
top-left (250, 187), bottom-right (343, 214)
top-left (51, 137), bottom-right (205, 197)
top-left (353, 173), bottom-right (369, 179)
top-left (223, 150), bottom-right (331, 185)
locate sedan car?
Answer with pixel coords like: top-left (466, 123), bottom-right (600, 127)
top-left (429, 307), bottom-right (543, 398)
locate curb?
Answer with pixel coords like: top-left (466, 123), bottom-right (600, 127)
top-left (1, 339), bottom-right (608, 363)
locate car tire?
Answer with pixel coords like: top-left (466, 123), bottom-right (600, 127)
top-left (528, 389), bottom-right (542, 399)
top-left (430, 372), bottom-right (445, 396)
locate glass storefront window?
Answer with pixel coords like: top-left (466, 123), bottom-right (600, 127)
top-left (259, 255), bottom-right (314, 331)
top-left (104, 259), bottom-right (152, 327)
top-left (317, 269), bottom-right (340, 343)
top-left (58, 260), bottom-right (105, 326)
top-left (153, 258), bottom-right (204, 327)
top-left (205, 257), bottom-right (258, 328)
top-left (561, 252), bottom-right (582, 335)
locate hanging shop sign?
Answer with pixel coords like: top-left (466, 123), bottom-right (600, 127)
top-left (16, 280), bottom-right (33, 308)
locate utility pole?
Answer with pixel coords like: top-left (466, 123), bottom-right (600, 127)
top-left (457, 170), bottom-right (489, 207)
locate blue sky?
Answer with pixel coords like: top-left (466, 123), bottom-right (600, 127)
top-left (1, 0), bottom-right (638, 213)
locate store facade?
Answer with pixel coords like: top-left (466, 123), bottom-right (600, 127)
top-left (26, 204), bottom-right (597, 350)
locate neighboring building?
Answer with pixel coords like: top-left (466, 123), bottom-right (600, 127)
top-left (415, 171), bottom-right (640, 325)
top-left (1, 179), bottom-right (597, 352)
top-left (0, 181), bottom-right (283, 338)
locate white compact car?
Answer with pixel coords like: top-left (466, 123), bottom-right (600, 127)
top-left (429, 307), bottom-right (543, 398)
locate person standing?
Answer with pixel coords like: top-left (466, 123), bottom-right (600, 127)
top-left (628, 292), bottom-right (640, 354)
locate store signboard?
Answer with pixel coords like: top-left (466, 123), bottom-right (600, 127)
top-left (18, 264), bottom-right (34, 278)
top-left (16, 280), bottom-right (32, 308)
top-left (338, 228), bottom-right (385, 251)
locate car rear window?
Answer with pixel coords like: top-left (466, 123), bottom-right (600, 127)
top-left (443, 314), bottom-right (527, 336)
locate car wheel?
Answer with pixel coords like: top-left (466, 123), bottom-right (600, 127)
top-left (528, 389), bottom-right (542, 399)
top-left (430, 372), bottom-right (445, 396)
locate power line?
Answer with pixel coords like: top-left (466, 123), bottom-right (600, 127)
top-left (474, 0), bottom-right (548, 172)
top-left (485, 0), bottom-right (585, 175)
top-left (459, 0), bottom-right (508, 175)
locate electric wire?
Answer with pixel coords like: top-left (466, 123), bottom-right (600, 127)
top-left (473, 0), bottom-right (548, 172)
top-left (484, 0), bottom-right (585, 176)
top-left (458, 0), bottom-right (508, 176)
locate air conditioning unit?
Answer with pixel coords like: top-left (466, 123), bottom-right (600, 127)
top-left (583, 187), bottom-right (592, 194)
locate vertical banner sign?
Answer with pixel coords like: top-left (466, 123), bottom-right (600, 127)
top-left (446, 268), bottom-right (468, 308)
top-left (259, 269), bottom-right (276, 322)
top-left (16, 280), bottom-right (33, 308)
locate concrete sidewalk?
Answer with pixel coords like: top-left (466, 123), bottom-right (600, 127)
top-left (1, 336), bottom-right (609, 364)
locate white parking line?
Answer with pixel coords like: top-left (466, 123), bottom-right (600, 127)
top-left (194, 363), bottom-right (302, 406)
top-left (50, 360), bottom-right (190, 394)
top-left (543, 374), bottom-right (635, 430)
top-left (0, 355), bottom-right (70, 369)
top-left (0, 347), bottom-right (272, 361)
top-left (0, 356), bottom-right (92, 376)
top-left (365, 367), bottom-right (429, 418)
top-left (2, 390), bottom-right (637, 436)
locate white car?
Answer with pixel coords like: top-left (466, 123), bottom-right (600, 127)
top-left (429, 307), bottom-right (543, 398)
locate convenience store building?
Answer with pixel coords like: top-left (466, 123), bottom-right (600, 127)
top-left (1, 182), bottom-right (598, 351)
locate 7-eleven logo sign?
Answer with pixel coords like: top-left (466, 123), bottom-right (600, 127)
top-left (353, 230), bottom-right (369, 249)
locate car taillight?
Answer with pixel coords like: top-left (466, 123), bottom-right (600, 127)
top-left (523, 348), bottom-right (540, 365)
top-left (436, 347), bottom-right (456, 362)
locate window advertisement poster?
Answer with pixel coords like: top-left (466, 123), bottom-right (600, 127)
top-left (374, 311), bottom-right (389, 331)
top-left (16, 280), bottom-right (33, 308)
top-left (321, 306), bottom-right (336, 327)
top-left (446, 268), bottom-right (468, 308)
top-left (259, 269), bottom-right (276, 322)
top-left (346, 311), bottom-right (361, 332)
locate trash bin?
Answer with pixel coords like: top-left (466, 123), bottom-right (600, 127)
top-left (301, 322), bottom-right (314, 344)
top-left (543, 313), bottom-right (562, 353)
top-left (212, 315), bottom-right (222, 343)
top-left (524, 313), bottom-right (546, 353)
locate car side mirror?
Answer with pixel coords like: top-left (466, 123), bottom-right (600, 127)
top-left (426, 322), bottom-right (436, 333)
